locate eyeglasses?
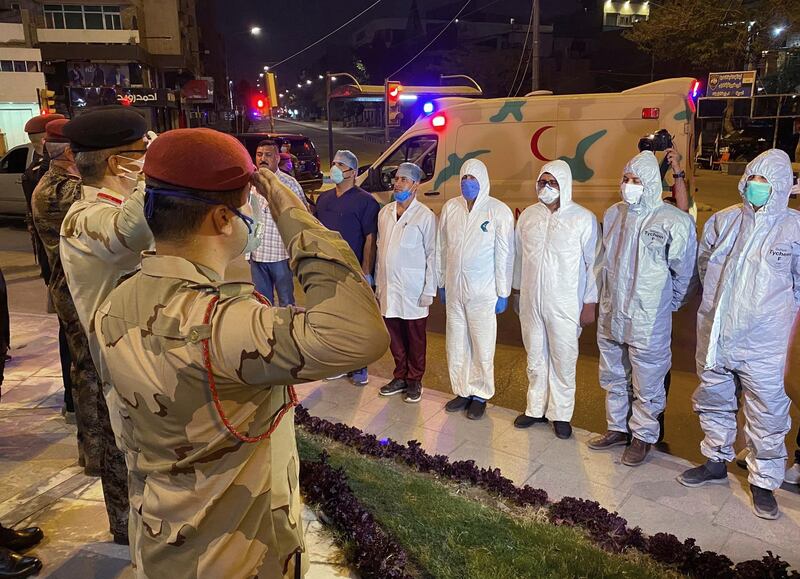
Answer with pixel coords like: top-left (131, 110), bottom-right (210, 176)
top-left (537, 179), bottom-right (559, 189)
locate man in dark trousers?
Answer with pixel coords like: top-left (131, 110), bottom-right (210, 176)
top-left (314, 149), bottom-right (380, 386)
top-left (21, 113), bottom-right (75, 420)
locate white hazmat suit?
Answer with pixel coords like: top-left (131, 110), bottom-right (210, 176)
top-left (694, 149), bottom-right (800, 491)
top-left (436, 159), bottom-right (515, 400)
top-left (513, 160), bottom-right (601, 422)
top-left (597, 151), bottom-right (697, 444)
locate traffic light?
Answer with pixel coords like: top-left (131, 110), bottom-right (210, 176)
top-left (37, 88), bottom-right (56, 114)
top-left (252, 95), bottom-right (270, 116)
top-left (386, 81), bottom-right (402, 127)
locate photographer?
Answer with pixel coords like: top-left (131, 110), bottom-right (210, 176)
top-left (665, 147), bottom-right (691, 214)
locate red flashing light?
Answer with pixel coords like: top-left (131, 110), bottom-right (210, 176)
top-left (641, 107), bottom-right (660, 119)
top-left (431, 113), bottom-right (446, 130)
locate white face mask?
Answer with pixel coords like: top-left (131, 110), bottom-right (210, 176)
top-left (538, 184), bottom-right (560, 204)
top-left (621, 182), bottom-right (645, 205)
top-left (116, 155), bottom-right (145, 183)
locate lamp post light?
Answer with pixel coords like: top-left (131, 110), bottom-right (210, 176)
top-left (325, 71), bottom-right (362, 166)
top-left (439, 73), bottom-right (483, 93)
top-left (224, 26), bottom-right (262, 109)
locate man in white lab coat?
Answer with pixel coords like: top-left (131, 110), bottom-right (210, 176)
top-left (376, 163), bottom-right (437, 403)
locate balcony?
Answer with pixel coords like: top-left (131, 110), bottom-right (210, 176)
top-left (36, 28), bottom-right (139, 45)
top-left (0, 23), bottom-right (25, 44)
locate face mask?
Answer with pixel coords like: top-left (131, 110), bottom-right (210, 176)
top-left (538, 184), bottom-right (559, 204)
top-left (117, 155), bottom-right (145, 182)
top-left (394, 187), bottom-right (413, 202)
top-left (621, 182), bottom-right (645, 205)
top-left (46, 142), bottom-right (70, 161)
top-left (461, 179), bottom-right (480, 201)
top-left (330, 166), bottom-right (351, 185)
top-left (745, 180), bottom-right (771, 207)
top-left (281, 146), bottom-right (289, 153)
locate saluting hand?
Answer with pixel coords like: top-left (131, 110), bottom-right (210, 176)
top-left (251, 168), bottom-right (305, 221)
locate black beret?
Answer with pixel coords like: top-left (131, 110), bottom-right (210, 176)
top-left (63, 106), bottom-right (147, 152)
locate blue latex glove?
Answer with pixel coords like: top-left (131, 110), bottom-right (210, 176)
top-left (365, 273), bottom-right (374, 287)
top-left (438, 287), bottom-right (446, 305)
top-left (495, 296), bottom-right (508, 314)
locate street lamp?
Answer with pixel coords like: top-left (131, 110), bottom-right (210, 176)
top-left (224, 26), bottom-right (262, 109)
top-left (325, 72), bottom-right (362, 166)
top-left (440, 73), bottom-right (483, 94)
top-left (259, 72), bottom-right (264, 78)
top-left (306, 79), bottom-right (312, 85)
top-left (773, 25), bottom-right (785, 37)
top-left (264, 65), bottom-right (269, 71)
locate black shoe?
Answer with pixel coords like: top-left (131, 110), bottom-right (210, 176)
top-left (466, 399), bottom-right (486, 420)
top-left (379, 378), bottom-right (407, 397)
top-left (656, 412), bottom-right (665, 444)
top-left (750, 484), bottom-right (780, 520)
top-left (0, 526), bottom-right (43, 552)
top-left (403, 381), bottom-right (422, 403)
top-left (513, 414), bottom-right (548, 429)
top-left (445, 396), bottom-right (471, 413)
top-left (553, 421), bottom-right (572, 439)
top-left (677, 460), bottom-right (728, 487)
top-left (0, 546), bottom-right (42, 578)
top-left (112, 532), bottom-right (129, 546)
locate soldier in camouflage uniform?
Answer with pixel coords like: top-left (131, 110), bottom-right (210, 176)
top-left (95, 128), bottom-right (389, 578)
top-left (59, 107), bottom-right (154, 544)
top-left (31, 119), bottom-right (103, 475)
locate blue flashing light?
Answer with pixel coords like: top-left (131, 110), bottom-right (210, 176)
top-left (422, 101), bottom-right (435, 115)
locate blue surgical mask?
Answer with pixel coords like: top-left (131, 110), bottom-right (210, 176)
top-left (461, 179), bottom-right (480, 201)
top-left (745, 180), bottom-right (771, 207)
top-left (394, 188), bottom-right (413, 202)
top-left (330, 166), bottom-right (351, 185)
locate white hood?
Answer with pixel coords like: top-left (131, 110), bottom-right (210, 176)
top-left (623, 150), bottom-right (663, 211)
top-left (460, 158), bottom-right (491, 207)
top-left (537, 159), bottom-right (573, 209)
top-left (737, 148), bottom-right (794, 216)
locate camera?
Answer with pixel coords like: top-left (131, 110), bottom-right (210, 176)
top-left (638, 129), bottom-right (673, 152)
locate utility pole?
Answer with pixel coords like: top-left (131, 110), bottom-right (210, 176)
top-left (531, 0), bottom-right (540, 92)
top-left (326, 71), bottom-right (333, 167)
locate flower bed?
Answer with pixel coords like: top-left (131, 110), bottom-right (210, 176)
top-left (296, 405), bottom-right (798, 578)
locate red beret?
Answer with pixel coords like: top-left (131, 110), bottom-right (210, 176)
top-left (45, 119), bottom-right (70, 143)
top-left (24, 113), bottom-right (66, 134)
top-left (144, 128), bottom-right (254, 191)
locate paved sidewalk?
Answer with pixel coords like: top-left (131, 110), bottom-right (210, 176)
top-left (0, 313), bottom-right (355, 578)
top-left (297, 377), bottom-right (800, 570)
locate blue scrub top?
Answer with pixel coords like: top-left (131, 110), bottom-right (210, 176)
top-left (314, 186), bottom-right (379, 265)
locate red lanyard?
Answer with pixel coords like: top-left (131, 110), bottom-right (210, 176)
top-left (201, 292), bottom-right (298, 443)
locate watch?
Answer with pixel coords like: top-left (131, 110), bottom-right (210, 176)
top-left (673, 170), bottom-right (686, 179)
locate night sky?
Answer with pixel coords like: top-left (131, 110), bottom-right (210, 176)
top-left (214, 0), bottom-right (581, 87)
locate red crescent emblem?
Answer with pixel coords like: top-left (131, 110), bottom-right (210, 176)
top-left (530, 125), bottom-right (554, 162)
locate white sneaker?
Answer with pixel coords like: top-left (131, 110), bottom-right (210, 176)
top-left (735, 447), bottom-right (749, 469)
top-left (324, 373), bottom-right (348, 381)
top-left (785, 462), bottom-right (800, 485)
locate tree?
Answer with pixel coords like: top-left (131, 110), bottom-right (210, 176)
top-left (625, 0), bottom-right (800, 72)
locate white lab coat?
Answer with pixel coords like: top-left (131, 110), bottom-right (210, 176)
top-left (513, 160), bottom-right (600, 422)
top-left (375, 198), bottom-right (437, 320)
top-left (435, 158), bottom-right (515, 400)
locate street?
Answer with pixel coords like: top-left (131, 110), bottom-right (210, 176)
top-left (2, 124), bottom-right (798, 468)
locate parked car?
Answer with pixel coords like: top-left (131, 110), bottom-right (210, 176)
top-left (234, 133), bottom-right (323, 193)
top-left (0, 143), bottom-right (34, 217)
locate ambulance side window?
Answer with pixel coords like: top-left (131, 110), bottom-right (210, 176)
top-left (376, 135), bottom-right (437, 190)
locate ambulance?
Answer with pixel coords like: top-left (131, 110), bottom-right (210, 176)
top-left (357, 77), bottom-right (700, 219)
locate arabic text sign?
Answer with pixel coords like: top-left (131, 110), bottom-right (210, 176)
top-left (707, 71), bottom-right (756, 98)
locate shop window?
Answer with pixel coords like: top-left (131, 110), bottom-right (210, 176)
top-left (44, 4), bottom-right (123, 30)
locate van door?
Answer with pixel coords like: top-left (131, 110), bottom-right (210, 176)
top-left (361, 134), bottom-right (441, 211)
top-left (0, 145), bottom-right (31, 216)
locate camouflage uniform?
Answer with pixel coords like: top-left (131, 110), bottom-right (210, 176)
top-left (22, 152), bottom-right (50, 282)
top-left (31, 166), bottom-right (104, 473)
top-left (96, 207), bottom-right (389, 578)
top-left (60, 184), bottom-right (155, 539)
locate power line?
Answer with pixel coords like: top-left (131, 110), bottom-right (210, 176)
top-left (269, 0), bottom-right (383, 71)
top-left (508, 0), bottom-right (534, 97)
top-left (388, 0), bottom-right (474, 79)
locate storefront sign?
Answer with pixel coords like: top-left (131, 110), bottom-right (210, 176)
top-left (68, 87), bottom-right (178, 109)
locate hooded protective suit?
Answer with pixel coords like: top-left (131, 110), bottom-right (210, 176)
top-left (694, 148), bottom-right (800, 490)
top-left (597, 151), bottom-right (697, 444)
top-left (436, 159), bottom-right (515, 400)
top-left (513, 160), bottom-right (600, 421)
